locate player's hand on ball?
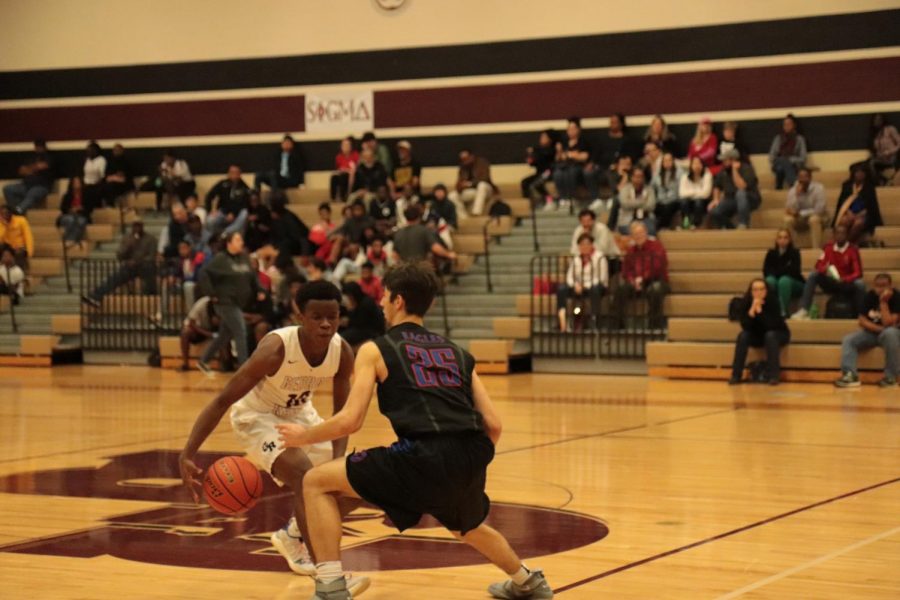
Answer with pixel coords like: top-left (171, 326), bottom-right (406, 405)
top-left (178, 454), bottom-right (203, 503)
top-left (276, 423), bottom-right (309, 448)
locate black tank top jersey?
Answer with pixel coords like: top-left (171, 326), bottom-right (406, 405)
top-left (373, 322), bottom-right (484, 439)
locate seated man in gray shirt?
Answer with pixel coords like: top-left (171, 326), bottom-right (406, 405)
top-left (392, 206), bottom-right (457, 264)
top-left (784, 167), bottom-right (827, 248)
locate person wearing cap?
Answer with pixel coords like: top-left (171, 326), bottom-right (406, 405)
top-left (391, 140), bottom-right (421, 200)
top-left (361, 132), bottom-right (393, 175)
top-left (687, 118), bottom-right (719, 171)
top-left (253, 134), bottom-right (306, 193)
top-left (81, 220), bottom-right (158, 308)
top-left (448, 149), bottom-right (494, 217)
top-left (709, 149), bottom-right (760, 229)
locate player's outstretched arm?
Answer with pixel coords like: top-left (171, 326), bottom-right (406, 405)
top-left (472, 371), bottom-right (502, 445)
top-left (278, 341), bottom-right (379, 448)
top-left (178, 334), bottom-right (283, 501)
top-left (330, 339), bottom-right (356, 459)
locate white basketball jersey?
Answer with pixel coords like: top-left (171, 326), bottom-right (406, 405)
top-left (235, 327), bottom-right (342, 422)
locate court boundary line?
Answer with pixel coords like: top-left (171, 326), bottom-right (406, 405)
top-left (555, 475), bottom-right (900, 594)
top-left (714, 524), bottom-right (900, 599)
top-left (497, 407), bottom-right (738, 457)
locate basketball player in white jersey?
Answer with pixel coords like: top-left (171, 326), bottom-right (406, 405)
top-left (179, 281), bottom-right (367, 595)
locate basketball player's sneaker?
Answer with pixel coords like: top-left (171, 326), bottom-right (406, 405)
top-left (271, 521), bottom-right (316, 576)
top-left (311, 575), bottom-right (371, 599)
top-left (488, 569), bottom-right (553, 599)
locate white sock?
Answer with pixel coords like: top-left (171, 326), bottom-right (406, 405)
top-left (511, 565), bottom-right (531, 585)
top-left (286, 518), bottom-right (302, 538)
top-left (316, 561), bottom-right (344, 584)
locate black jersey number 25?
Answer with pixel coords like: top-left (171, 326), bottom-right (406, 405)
top-left (406, 345), bottom-right (462, 387)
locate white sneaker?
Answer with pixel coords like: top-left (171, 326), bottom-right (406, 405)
top-left (790, 308), bottom-right (809, 320)
top-left (271, 520), bottom-right (316, 576)
top-left (559, 199), bottom-right (571, 209)
top-left (542, 201), bottom-right (558, 212)
top-left (737, 223), bottom-right (748, 230)
top-left (347, 575), bottom-right (371, 597)
top-left (588, 199), bottom-right (603, 212)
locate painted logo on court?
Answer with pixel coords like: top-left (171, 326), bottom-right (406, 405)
top-left (0, 450), bottom-right (608, 571)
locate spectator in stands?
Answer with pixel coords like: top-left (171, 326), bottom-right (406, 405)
top-left (274, 274), bottom-right (305, 326)
top-left (331, 243), bottom-right (363, 283)
top-left (522, 129), bottom-right (556, 206)
top-left (570, 209), bottom-right (620, 262)
top-left (393, 206), bottom-right (457, 263)
top-left (791, 225), bottom-right (865, 320)
top-left (556, 233), bottom-right (608, 332)
top-left (58, 176), bottom-right (90, 245)
top-left (183, 215), bottom-right (212, 259)
top-left (832, 166), bottom-right (883, 244)
top-left (613, 221), bottom-right (669, 329)
top-left (254, 134), bottom-right (305, 192)
top-left (340, 281), bottom-right (385, 349)
top-left (0, 246), bottom-right (25, 304)
top-left (268, 193), bottom-right (310, 258)
top-left (3, 140), bottom-right (55, 215)
top-left (551, 117), bottom-right (591, 211)
top-left (391, 140), bottom-right (422, 199)
top-left (763, 229), bottom-right (804, 317)
top-left (709, 149), bottom-right (760, 229)
top-left (0, 206), bottom-right (33, 271)
top-left (184, 194), bottom-right (207, 225)
top-left (361, 132), bottom-right (393, 175)
top-left (348, 149), bottom-right (389, 204)
top-left (427, 184), bottom-right (458, 231)
top-left (784, 167), bottom-right (827, 248)
top-left (679, 156), bottom-right (713, 229)
top-left (729, 278), bottom-right (791, 386)
top-left (309, 202), bottom-right (336, 262)
top-left (243, 191), bottom-right (272, 252)
top-left (834, 273), bottom-right (900, 388)
top-left (242, 285), bottom-right (274, 356)
top-left (164, 240), bottom-right (203, 292)
top-left (600, 154), bottom-right (634, 227)
top-left (644, 114), bottom-right (678, 155)
top-left (449, 149), bottom-right (494, 217)
top-left (329, 200), bottom-right (374, 264)
top-left (652, 152), bottom-right (682, 231)
top-left (595, 112), bottom-right (642, 170)
top-left (196, 231), bottom-right (264, 373)
top-left (330, 136), bottom-right (358, 201)
top-left (868, 114), bottom-right (900, 185)
top-left (158, 203), bottom-right (190, 259)
top-left (358, 261), bottom-right (384, 302)
top-left (616, 169), bottom-right (656, 235)
top-left (82, 220), bottom-right (158, 308)
top-left (687, 118), bottom-right (718, 172)
top-left (82, 141), bottom-right (107, 213)
top-left (146, 149), bottom-right (195, 210)
top-left (716, 122), bottom-right (745, 172)
top-left (178, 296), bottom-right (218, 371)
top-left (639, 142), bottom-right (663, 182)
top-left (768, 114), bottom-right (807, 190)
top-left (305, 258), bottom-right (328, 282)
top-left (365, 237), bottom-right (390, 276)
top-left (205, 164), bottom-right (250, 235)
top-left (369, 185), bottom-right (398, 235)
top-left (102, 143), bottom-right (134, 207)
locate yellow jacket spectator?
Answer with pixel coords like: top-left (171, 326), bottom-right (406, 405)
top-left (0, 206), bottom-right (34, 258)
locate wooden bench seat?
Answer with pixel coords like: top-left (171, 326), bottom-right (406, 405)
top-left (667, 318), bottom-right (858, 343)
top-left (492, 317), bottom-right (530, 339)
top-left (667, 248), bottom-right (900, 272)
top-left (469, 339), bottom-right (515, 374)
top-left (669, 271), bottom-right (899, 294)
top-left (647, 341), bottom-right (884, 370)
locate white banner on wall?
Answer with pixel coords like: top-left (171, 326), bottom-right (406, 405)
top-left (305, 90), bottom-right (374, 133)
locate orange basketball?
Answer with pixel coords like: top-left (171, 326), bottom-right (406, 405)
top-left (203, 456), bottom-right (263, 515)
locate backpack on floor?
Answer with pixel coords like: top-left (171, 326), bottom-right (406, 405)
top-left (825, 296), bottom-right (856, 319)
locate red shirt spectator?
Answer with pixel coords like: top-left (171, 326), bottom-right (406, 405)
top-left (688, 118), bottom-right (719, 172)
top-left (335, 149), bottom-right (359, 171)
top-left (623, 237), bottom-right (669, 284)
top-left (359, 272), bottom-right (384, 303)
top-left (814, 241), bottom-right (862, 283)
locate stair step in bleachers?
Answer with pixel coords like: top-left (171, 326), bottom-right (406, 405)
top-left (647, 341), bottom-right (883, 371)
top-left (667, 318), bottom-right (858, 343)
top-left (668, 271), bottom-right (899, 294)
top-left (492, 317), bottom-right (530, 340)
top-left (665, 294), bottom-right (832, 318)
top-left (667, 248), bottom-right (900, 272)
top-left (51, 314), bottom-right (81, 335)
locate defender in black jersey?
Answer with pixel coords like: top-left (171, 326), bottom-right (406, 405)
top-left (278, 263), bottom-right (553, 600)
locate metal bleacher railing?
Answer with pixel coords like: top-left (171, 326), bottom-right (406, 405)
top-left (79, 258), bottom-right (186, 352)
top-left (529, 253), bottom-right (667, 359)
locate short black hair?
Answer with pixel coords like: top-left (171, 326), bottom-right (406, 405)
top-left (33, 139), bottom-right (47, 148)
top-left (383, 262), bottom-right (439, 317)
top-left (318, 201), bottom-right (331, 212)
top-left (874, 272), bottom-right (892, 284)
top-left (283, 134), bottom-right (294, 142)
top-left (404, 205), bottom-right (421, 222)
top-left (309, 258), bottom-right (327, 272)
top-left (576, 233), bottom-right (594, 245)
top-left (567, 116), bottom-right (582, 128)
top-left (578, 208), bottom-right (596, 220)
top-left (362, 261), bottom-right (375, 270)
top-left (361, 132), bottom-right (376, 142)
top-left (296, 280), bottom-right (342, 312)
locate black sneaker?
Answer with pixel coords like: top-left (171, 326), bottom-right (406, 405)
top-left (833, 372), bottom-right (861, 388)
top-left (196, 361), bottom-right (213, 376)
top-left (877, 376), bottom-right (898, 389)
top-left (728, 376), bottom-right (742, 385)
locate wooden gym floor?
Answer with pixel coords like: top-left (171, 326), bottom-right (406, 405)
top-left (0, 366), bottom-right (898, 599)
